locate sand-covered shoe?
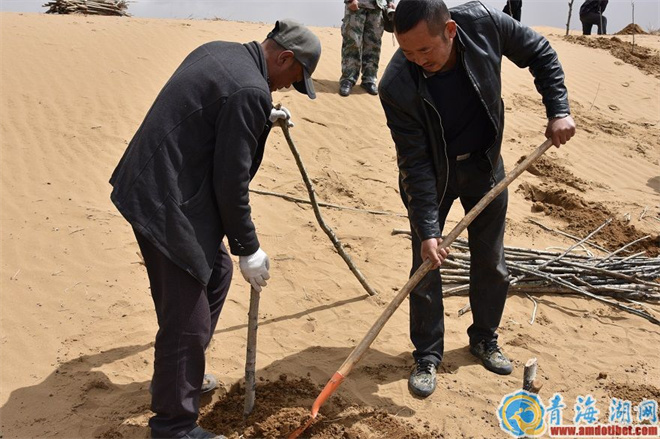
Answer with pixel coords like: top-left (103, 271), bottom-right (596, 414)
top-left (408, 359), bottom-right (437, 397)
top-left (181, 425), bottom-right (226, 439)
top-left (470, 340), bottom-right (513, 375)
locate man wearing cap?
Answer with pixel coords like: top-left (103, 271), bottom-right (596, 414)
top-left (109, 19), bottom-right (321, 439)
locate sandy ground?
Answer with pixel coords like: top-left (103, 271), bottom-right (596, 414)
top-left (1, 12), bottom-right (659, 439)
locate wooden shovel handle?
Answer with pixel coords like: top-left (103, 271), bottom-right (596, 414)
top-left (243, 286), bottom-right (261, 417)
top-left (336, 139), bottom-right (554, 377)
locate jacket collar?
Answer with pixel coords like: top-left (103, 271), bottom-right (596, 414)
top-left (244, 41), bottom-right (269, 85)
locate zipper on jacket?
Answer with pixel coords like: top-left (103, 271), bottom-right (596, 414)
top-left (459, 51), bottom-right (499, 176)
top-left (460, 52), bottom-right (498, 139)
top-left (422, 97), bottom-right (450, 213)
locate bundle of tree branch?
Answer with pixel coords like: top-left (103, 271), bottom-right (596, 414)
top-left (442, 236), bottom-right (660, 325)
top-left (43, 0), bottom-right (130, 16)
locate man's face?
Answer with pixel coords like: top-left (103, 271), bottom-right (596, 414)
top-left (269, 54), bottom-right (304, 92)
top-left (395, 19), bottom-right (456, 73)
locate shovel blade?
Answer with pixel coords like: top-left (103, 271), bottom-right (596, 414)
top-left (288, 372), bottom-right (345, 439)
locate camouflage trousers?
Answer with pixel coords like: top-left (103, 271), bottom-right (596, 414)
top-left (340, 6), bottom-right (384, 85)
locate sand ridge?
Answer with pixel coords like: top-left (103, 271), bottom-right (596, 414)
top-left (1, 12), bottom-right (659, 439)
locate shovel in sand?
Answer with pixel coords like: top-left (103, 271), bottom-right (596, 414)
top-left (288, 138), bottom-right (555, 439)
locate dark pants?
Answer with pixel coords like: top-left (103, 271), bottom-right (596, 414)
top-left (135, 231), bottom-right (233, 438)
top-left (502, 0), bottom-right (522, 21)
top-left (407, 153), bottom-right (510, 366)
top-left (581, 12), bottom-right (607, 35)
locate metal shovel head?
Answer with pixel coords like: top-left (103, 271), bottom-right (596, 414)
top-left (288, 372), bottom-right (346, 439)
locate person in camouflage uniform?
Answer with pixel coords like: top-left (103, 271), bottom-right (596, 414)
top-left (339, 0), bottom-right (392, 96)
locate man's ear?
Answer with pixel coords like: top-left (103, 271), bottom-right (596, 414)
top-left (445, 20), bottom-right (457, 39)
top-left (277, 50), bottom-right (296, 66)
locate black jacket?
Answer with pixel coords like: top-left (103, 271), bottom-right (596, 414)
top-left (379, 1), bottom-right (570, 241)
top-left (580, 0), bottom-right (608, 16)
top-left (110, 41), bottom-right (272, 285)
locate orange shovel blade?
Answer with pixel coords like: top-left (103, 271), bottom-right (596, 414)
top-left (288, 372), bottom-right (345, 439)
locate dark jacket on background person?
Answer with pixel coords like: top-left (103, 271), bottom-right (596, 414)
top-left (580, 0), bottom-right (608, 16)
top-left (378, 0), bottom-right (569, 241)
top-left (110, 41), bottom-right (272, 285)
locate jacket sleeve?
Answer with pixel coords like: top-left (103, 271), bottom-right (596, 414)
top-left (601, 0), bottom-right (609, 12)
top-left (494, 11), bottom-right (571, 119)
top-left (213, 87), bottom-right (271, 256)
top-left (379, 87), bottom-right (441, 241)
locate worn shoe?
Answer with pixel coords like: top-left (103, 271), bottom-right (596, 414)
top-left (470, 340), bottom-right (513, 375)
top-left (201, 373), bottom-right (218, 393)
top-left (408, 359), bottom-right (437, 397)
top-left (150, 425), bottom-right (226, 439)
top-left (149, 373), bottom-right (218, 395)
top-left (360, 82), bottom-right (378, 95)
top-left (182, 426), bottom-right (226, 439)
top-left (339, 80), bottom-right (353, 97)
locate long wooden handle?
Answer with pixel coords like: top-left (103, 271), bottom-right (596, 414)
top-left (243, 286), bottom-right (261, 417)
top-left (336, 139), bottom-right (554, 377)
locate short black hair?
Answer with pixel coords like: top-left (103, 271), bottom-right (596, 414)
top-left (394, 0), bottom-right (451, 35)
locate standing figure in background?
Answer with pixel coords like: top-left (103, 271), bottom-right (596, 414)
top-left (339, 0), bottom-right (395, 96)
top-left (502, 0), bottom-right (522, 21)
top-left (580, 0), bottom-right (608, 35)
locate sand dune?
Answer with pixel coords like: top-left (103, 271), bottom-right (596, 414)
top-left (1, 12), bottom-right (659, 439)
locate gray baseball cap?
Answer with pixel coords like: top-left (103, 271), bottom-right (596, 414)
top-left (268, 19), bottom-right (321, 99)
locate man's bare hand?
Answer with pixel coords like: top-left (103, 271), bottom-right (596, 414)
top-left (348, 0), bottom-right (359, 12)
top-left (421, 238), bottom-right (449, 269)
top-left (545, 115), bottom-right (576, 147)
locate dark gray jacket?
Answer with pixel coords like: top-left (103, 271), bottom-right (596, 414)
top-left (580, 0), bottom-right (608, 16)
top-left (110, 41), bottom-right (272, 285)
top-left (379, 1), bottom-right (570, 241)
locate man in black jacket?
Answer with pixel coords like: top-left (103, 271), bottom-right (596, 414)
top-left (580, 0), bottom-right (608, 35)
top-left (379, 0), bottom-right (575, 398)
top-left (110, 20), bottom-right (321, 439)
top-left (502, 0), bottom-right (522, 21)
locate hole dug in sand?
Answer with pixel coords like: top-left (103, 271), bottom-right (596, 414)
top-left (518, 182), bottom-right (660, 256)
top-left (516, 155), bottom-right (590, 191)
top-left (199, 374), bottom-right (438, 439)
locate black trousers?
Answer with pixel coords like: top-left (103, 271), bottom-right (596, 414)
top-left (502, 0), bottom-right (522, 21)
top-left (407, 153), bottom-right (510, 366)
top-left (135, 231), bottom-right (233, 438)
top-left (581, 12), bottom-right (607, 35)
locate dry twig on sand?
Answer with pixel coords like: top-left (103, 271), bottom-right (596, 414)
top-left (250, 188), bottom-right (406, 217)
top-left (277, 120), bottom-right (378, 296)
top-left (392, 231), bottom-right (660, 325)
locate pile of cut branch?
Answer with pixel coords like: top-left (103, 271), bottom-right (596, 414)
top-left (43, 0), bottom-right (130, 16)
top-left (442, 236), bottom-right (660, 325)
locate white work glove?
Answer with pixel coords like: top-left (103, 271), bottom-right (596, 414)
top-left (269, 106), bottom-right (295, 128)
top-left (239, 248), bottom-right (270, 292)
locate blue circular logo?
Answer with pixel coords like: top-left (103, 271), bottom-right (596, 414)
top-left (497, 390), bottom-right (546, 437)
